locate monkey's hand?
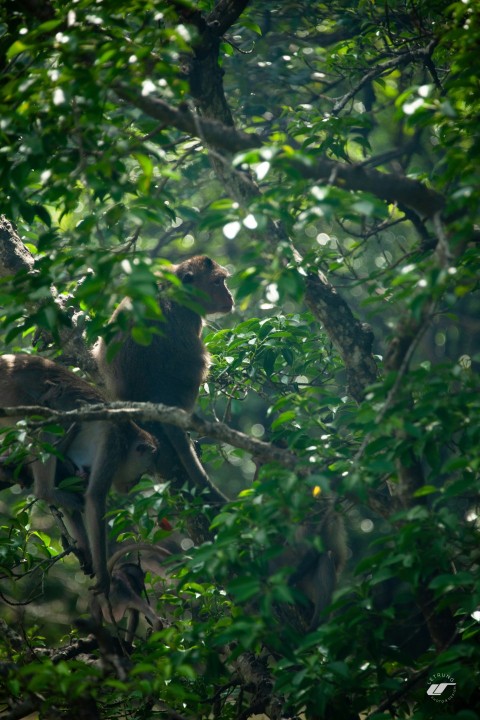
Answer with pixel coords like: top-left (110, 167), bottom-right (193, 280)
top-left (92, 573), bottom-right (111, 599)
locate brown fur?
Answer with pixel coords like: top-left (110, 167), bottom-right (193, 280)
top-left (0, 354), bottom-right (158, 594)
top-left (91, 546), bottom-right (170, 642)
top-left (270, 501), bottom-right (348, 630)
top-left (94, 256), bottom-right (233, 500)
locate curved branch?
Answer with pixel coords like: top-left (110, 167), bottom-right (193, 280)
top-left (114, 85), bottom-right (262, 153)
top-left (291, 155), bottom-right (444, 219)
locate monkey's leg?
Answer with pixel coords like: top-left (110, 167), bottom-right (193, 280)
top-left (306, 552), bottom-right (337, 630)
top-left (83, 436), bottom-right (112, 596)
top-left (125, 609), bottom-right (140, 645)
top-left (288, 549), bottom-right (337, 630)
top-left (32, 452), bottom-right (84, 511)
top-left (31, 453), bottom-right (57, 502)
top-left (117, 565), bottom-right (163, 641)
top-left (60, 507), bottom-right (94, 576)
top-left (128, 597), bottom-right (163, 636)
top-left (88, 587), bottom-right (103, 627)
top-left (162, 424), bottom-right (227, 503)
top-left (84, 482), bottom-right (110, 595)
top-left (90, 563), bottom-right (163, 642)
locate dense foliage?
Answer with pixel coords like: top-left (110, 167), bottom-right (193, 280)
top-left (0, 1), bottom-right (479, 718)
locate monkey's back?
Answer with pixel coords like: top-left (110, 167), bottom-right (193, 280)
top-left (0, 354), bottom-right (105, 410)
top-left (0, 354), bottom-right (156, 485)
top-left (99, 300), bottom-right (210, 410)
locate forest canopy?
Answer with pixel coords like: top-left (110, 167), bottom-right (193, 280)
top-left (0, 1), bottom-right (479, 719)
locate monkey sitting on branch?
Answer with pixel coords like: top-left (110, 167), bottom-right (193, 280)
top-left (0, 354), bottom-right (158, 596)
top-left (94, 255), bottom-right (234, 504)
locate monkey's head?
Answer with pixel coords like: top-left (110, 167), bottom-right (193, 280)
top-left (113, 425), bottom-right (158, 493)
top-left (175, 255), bottom-right (234, 316)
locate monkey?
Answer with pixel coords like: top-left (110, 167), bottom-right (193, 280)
top-left (89, 542), bottom-right (176, 643)
top-left (250, 458), bottom-right (347, 632)
top-left (105, 563), bottom-right (163, 642)
top-left (270, 500), bottom-right (348, 631)
top-left (0, 354), bottom-right (158, 595)
top-left (94, 255), bottom-right (234, 503)
top-left (293, 507), bottom-right (347, 630)
top-left (0, 445), bottom-right (86, 491)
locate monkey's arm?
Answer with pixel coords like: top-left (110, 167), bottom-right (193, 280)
top-left (32, 446), bottom-right (86, 511)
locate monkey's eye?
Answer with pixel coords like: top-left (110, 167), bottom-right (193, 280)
top-left (183, 272), bottom-right (195, 284)
top-left (213, 277), bottom-right (225, 286)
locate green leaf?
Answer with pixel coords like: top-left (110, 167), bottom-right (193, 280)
top-left (240, 19), bottom-right (263, 35)
top-left (6, 41), bottom-right (29, 60)
top-left (227, 577), bottom-right (261, 602)
top-left (271, 410), bottom-right (296, 430)
top-left (131, 326), bottom-right (154, 346)
top-left (413, 485), bottom-right (438, 498)
top-left (263, 348), bottom-right (277, 376)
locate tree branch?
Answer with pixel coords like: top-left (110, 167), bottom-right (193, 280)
top-left (168, 0), bottom-right (251, 39)
top-left (332, 41), bottom-right (438, 114)
top-left (114, 85), bottom-right (261, 153)
top-left (288, 155), bottom-right (445, 219)
top-left (113, 86), bottom-right (445, 219)
top-left (206, 0), bottom-right (252, 37)
top-left (0, 216), bottom-right (34, 276)
top-left (0, 402), bottom-right (298, 470)
top-left (305, 272), bottom-right (378, 402)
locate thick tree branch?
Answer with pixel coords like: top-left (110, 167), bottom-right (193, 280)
top-left (288, 155), bottom-right (445, 219)
top-left (114, 85), bottom-right (261, 153)
top-left (304, 272), bottom-right (378, 402)
top-left (114, 87), bottom-right (445, 219)
top-left (206, 0), bottom-right (252, 37)
top-left (0, 402), bottom-right (298, 470)
top-left (169, 0), bottom-right (251, 39)
top-left (0, 216), bottom-right (34, 276)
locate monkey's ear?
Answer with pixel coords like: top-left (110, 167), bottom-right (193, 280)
top-left (182, 272), bottom-right (195, 284)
